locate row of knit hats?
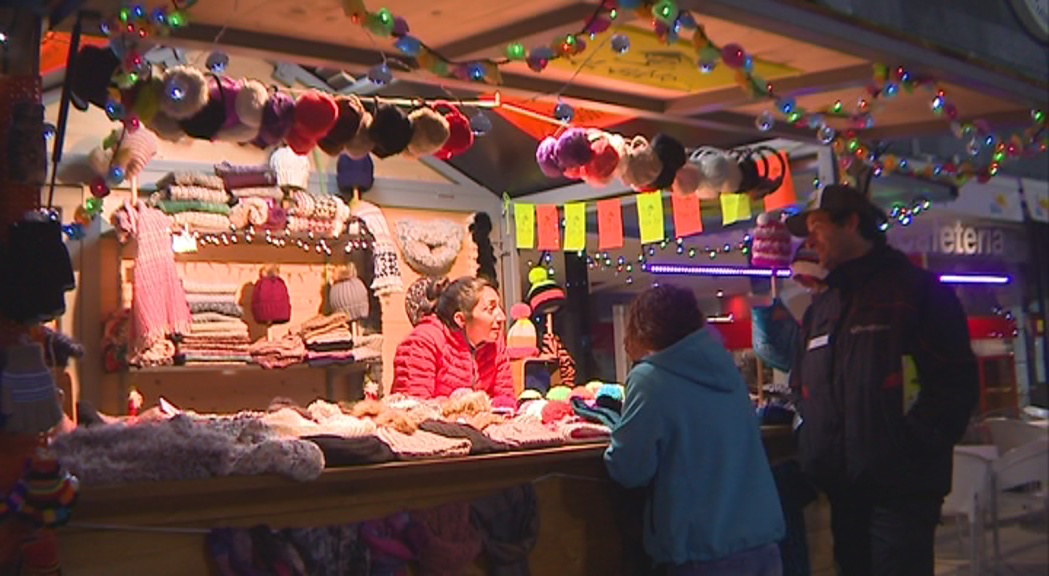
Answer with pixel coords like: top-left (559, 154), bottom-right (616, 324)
top-left (68, 48), bottom-right (477, 160)
top-left (536, 129), bottom-right (787, 200)
top-left (248, 266), bottom-right (371, 325)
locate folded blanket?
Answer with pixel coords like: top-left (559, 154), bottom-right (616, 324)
top-left (306, 349), bottom-right (356, 361)
top-left (189, 302), bottom-right (243, 317)
top-left (376, 428), bottom-right (471, 461)
top-left (185, 293), bottom-right (240, 305)
top-left (214, 163), bottom-right (278, 190)
top-left (184, 353), bottom-right (252, 364)
top-left (250, 335), bottom-right (307, 369)
top-left (170, 212), bottom-right (232, 233)
top-left (305, 341), bottom-right (355, 353)
top-left (189, 321), bottom-right (249, 335)
top-left (192, 312), bottom-right (242, 323)
top-left (182, 281), bottom-right (241, 296)
top-left (558, 420), bottom-right (610, 444)
top-left (230, 186), bottom-right (284, 200)
top-left (154, 199), bottom-right (231, 216)
top-left (304, 329), bottom-right (354, 345)
top-left (181, 333), bottom-right (251, 344)
top-left (164, 185), bottom-right (230, 205)
top-left (156, 172), bottom-right (225, 190)
top-left (298, 314), bottom-right (349, 339)
top-left (418, 420), bottom-right (509, 455)
top-left (483, 419), bottom-right (563, 450)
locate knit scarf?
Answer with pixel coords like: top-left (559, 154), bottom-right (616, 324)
top-left (114, 202), bottom-right (191, 362)
top-left (351, 200), bottom-right (403, 296)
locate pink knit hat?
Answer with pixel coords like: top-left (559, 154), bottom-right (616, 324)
top-left (377, 428), bottom-right (471, 460)
top-left (750, 212), bottom-right (793, 269)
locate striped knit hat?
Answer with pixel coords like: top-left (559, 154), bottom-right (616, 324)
top-left (750, 212), bottom-right (793, 269)
top-left (791, 243), bottom-right (827, 281)
top-left (525, 267), bottom-right (565, 316)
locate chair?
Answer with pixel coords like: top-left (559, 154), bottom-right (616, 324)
top-left (985, 417), bottom-right (1047, 454)
top-left (941, 447), bottom-right (995, 574)
top-left (990, 438), bottom-right (1049, 565)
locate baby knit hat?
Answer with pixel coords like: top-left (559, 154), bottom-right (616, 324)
top-left (525, 267), bottom-right (565, 316)
top-left (252, 267), bottom-right (292, 325)
top-left (505, 303), bottom-right (538, 360)
top-left (329, 271), bottom-right (370, 321)
top-left (791, 243), bottom-right (827, 281)
top-left (269, 146), bottom-right (311, 190)
top-left (750, 212), bottom-right (793, 269)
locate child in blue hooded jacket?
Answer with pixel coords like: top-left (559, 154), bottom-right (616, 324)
top-left (605, 285), bottom-right (785, 576)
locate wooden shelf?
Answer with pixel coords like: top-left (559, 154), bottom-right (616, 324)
top-left (126, 359), bottom-right (378, 375)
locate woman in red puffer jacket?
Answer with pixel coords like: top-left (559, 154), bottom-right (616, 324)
top-left (392, 276), bottom-right (514, 405)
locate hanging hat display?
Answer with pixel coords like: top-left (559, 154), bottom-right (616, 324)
top-left (406, 105), bottom-right (450, 157)
top-left (432, 101), bottom-right (473, 160)
top-left (269, 146), bottom-right (311, 190)
top-left (286, 91), bottom-right (339, 154)
top-left (0, 216), bottom-right (76, 324)
top-left (317, 95), bottom-right (365, 156)
top-left (68, 45), bottom-right (121, 111)
top-left (619, 136), bottom-right (662, 191)
top-left (646, 133), bottom-right (687, 191)
top-left (251, 90), bottom-right (296, 149)
top-left (337, 153), bottom-right (375, 194)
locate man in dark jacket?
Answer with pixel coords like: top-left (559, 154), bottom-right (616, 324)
top-left (785, 184), bottom-right (978, 576)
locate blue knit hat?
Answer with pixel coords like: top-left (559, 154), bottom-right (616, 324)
top-left (337, 153), bottom-right (374, 193)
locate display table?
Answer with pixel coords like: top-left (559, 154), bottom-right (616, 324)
top-left (58, 426), bottom-right (797, 576)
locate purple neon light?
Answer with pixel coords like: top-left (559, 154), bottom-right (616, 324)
top-left (939, 274), bottom-right (1011, 285)
top-left (646, 263), bottom-right (792, 278)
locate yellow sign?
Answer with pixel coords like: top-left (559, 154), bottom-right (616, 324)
top-left (720, 194), bottom-right (752, 225)
top-left (636, 191), bottom-right (666, 244)
top-left (550, 25), bottom-right (800, 93)
top-left (563, 202), bottom-right (587, 252)
top-left (514, 203), bottom-right (535, 249)
top-left (902, 355), bottom-right (920, 413)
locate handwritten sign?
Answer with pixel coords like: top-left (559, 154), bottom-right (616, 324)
top-left (636, 191), bottom-right (665, 244)
top-left (514, 203), bottom-right (535, 249)
top-left (720, 194), bottom-right (752, 226)
top-left (597, 198), bottom-right (624, 250)
top-left (536, 204), bottom-right (561, 251)
top-left (563, 202), bottom-right (587, 252)
top-left (671, 192), bottom-right (703, 238)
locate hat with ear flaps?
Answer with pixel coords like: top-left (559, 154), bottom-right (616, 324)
top-left (317, 95), bottom-right (364, 156)
top-left (405, 106), bottom-right (450, 157)
top-left (368, 100), bottom-right (414, 159)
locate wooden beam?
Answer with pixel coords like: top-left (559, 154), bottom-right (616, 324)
top-left (860, 109), bottom-right (1036, 140)
top-left (680, 0), bottom-right (1048, 105)
top-left (164, 24), bottom-right (816, 141)
top-left (665, 63), bottom-right (874, 116)
top-left (435, 3), bottom-right (599, 60)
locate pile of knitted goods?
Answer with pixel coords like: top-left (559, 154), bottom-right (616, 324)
top-left (288, 190), bottom-right (351, 238)
top-left (205, 484), bottom-right (539, 576)
top-left (516, 383), bottom-right (617, 444)
top-left (296, 313), bottom-right (364, 366)
top-left (50, 411), bottom-right (325, 486)
top-left (152, 172), bottom-right (233, 233)
top-left (248, 334), bottom-right (306, 370)
top-left (180, 280), bottom-right (251, 364)
top-left (215, 160), bottom-right (287, 231)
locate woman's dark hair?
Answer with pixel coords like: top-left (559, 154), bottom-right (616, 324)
top-left (626, 284), bottom-right (705, 352)
top-left (422, 276), bottom-right (494, 327)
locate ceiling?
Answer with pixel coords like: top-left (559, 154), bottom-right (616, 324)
top-left (53, 0), bottom-right (1044, 197)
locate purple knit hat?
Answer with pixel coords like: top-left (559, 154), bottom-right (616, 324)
top-left (251, 91), bottom-right (295, 149)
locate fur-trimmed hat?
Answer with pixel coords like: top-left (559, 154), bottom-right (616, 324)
top-left (405, 106), bottom-right (450, 157)
top-left (368, 101), bottom-right (413, 159)
top-left (158, 66), bottom-right (210, 120)
top-left (317, 96), bottom-right (364, 156)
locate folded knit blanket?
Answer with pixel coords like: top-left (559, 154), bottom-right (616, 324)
top-left (51, 413), bottom-right (325, 485)
top-left (298, 314), bottom-right (350, 339)
top-left (376, 428), bottom-right (471, 461)
top-left (164, 185), bottom-right (229, 205)
top-left (250, 335), bottom-right (307, 370)
top-left (213, 162), bottom-right (272, 176)
top-left (483, 419), bottom-right (564, 450)
top-left (184, 353), bottom-right (252, 364)
top-left (170, 212), bottom-right (232, 233)
top-left (186, 293), bottom-right (239, 305)
top-left (154, 199), bottom-right (231, 216)
top-left (181, 333), bottom-right (251, 344)
top-left (418, 420), bottom-right (509, 455)
top-left (189, 321), bottom-right (249, 335)
top-left (557, 420), bottom-right (610, 444)
top-left (156, 172), bottom-right (226, 190)
top-left (214, 163), bottom-right (278, 190)
top-left (192, 312), bottom-right (242, 323)
top-left (229, 197), bottom-right (270, 229)
top-left (189, 302), bottom-right (243, 317)
top-left (306, 349), bottom-right (356, 362)
top-left (304, 329), bottom-right (354, 347)
top-left (230, 186), bottom-right (284, 200)
top-left (182, 281), bottom-right (241, 296)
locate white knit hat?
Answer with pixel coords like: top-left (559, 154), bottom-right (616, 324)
top-left (269, 146), bottom-right (311, 190)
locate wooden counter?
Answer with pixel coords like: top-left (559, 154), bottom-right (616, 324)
top-left (58, 427), bottom-right (797, 576)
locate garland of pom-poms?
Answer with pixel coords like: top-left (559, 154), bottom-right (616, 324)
top-left (469, 212), bottom-right (499, 287)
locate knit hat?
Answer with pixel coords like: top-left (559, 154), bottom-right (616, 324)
top-left (525, 267), bottom-right (565, 316)
top-left (269, 146), bottom-right (311, 190)
top-left (69, 45), bottom-right (120, 111)
top-left (395, 219), bottom-right (464, 277)
top-left (336, 154), bottom-right (374, 199)
top-left (329, 275), bottom-right (370, 321)
top-left (404, 276), bottom-right (439, 327)
top-left (406, 106), bottom-right (451, 157)
top-left (535, 136), bottom-right (562, 178)
top-left (750, 212), bottom-right (793, 269)
top-left (545, 386), bottom-right (572, 402)
top-left (317, 96), bottom-right (364, 156)
top-left (505, 303), bottom-right (538, 360)
top-left (541, 400), bottom-right (574, 424)
top-left (344, 100), bottom-right (375, 159)
top-left (581, 131), bottom-right (621, 187)
top-left (368, 101), bottom-right (414, 159)
top-left (178, 74), bottom-right (238, 140)
top-left (251, 90), bottom-right (295, 149)
top-left (569, 396), bottom-right (620, 428)
top-left (791, 244), bottom-right (827, 281)
top-left (252, 268), bottom-right (292, 324)
top-left (646, 133), bottom-right (687, 191)
top-left (377, 428), bottom-right (471, 460)
top-left (432, 101), bottom-right (474, 160)
top-left (286, 91), bottom-right (339, 154)
top-left (620, 136), bottom-right (662, 191)
top-left (159, 66), bottom-right (210, 121)
top-left (690, 147), bottom-right (743, 199)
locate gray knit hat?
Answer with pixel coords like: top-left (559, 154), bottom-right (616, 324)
top-left (329, 276), bottom-right (370, 321)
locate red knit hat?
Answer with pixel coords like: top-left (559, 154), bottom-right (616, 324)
top-left (286, 92), bottom-right (338, 154)
top-left (432, 101), bottom-right (473, 160)
top-left (541, 400), bottom-right (574, 425)
top-left (252, 274), bottom-right (291, 325)
top-left (581, 132), bottom-right (621, 187)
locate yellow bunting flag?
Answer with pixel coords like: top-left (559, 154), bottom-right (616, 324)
top-left (514, 203), bottom-right (535, 249)
top-left (563, 202), bottom-right (587, 252)
top-left (636, 191), bottom-right (665, 244)
top-left (720, 193), bottom-right (752, 226)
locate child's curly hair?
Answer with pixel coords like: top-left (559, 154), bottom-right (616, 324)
top-left (626, 284), bottom-right (706, 353)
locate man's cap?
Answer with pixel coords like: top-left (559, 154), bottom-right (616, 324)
top-left (785, 184), bottom-right (888, 237)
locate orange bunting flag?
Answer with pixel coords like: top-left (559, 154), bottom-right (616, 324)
top-left (761, 152), bottom-right (798, 212)
top-left (671, 193), bottom-right (703, 238)
top-left (536, 204), bottom-right (561, 251)
top-left (597, 198), bottom-right (624, 250)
